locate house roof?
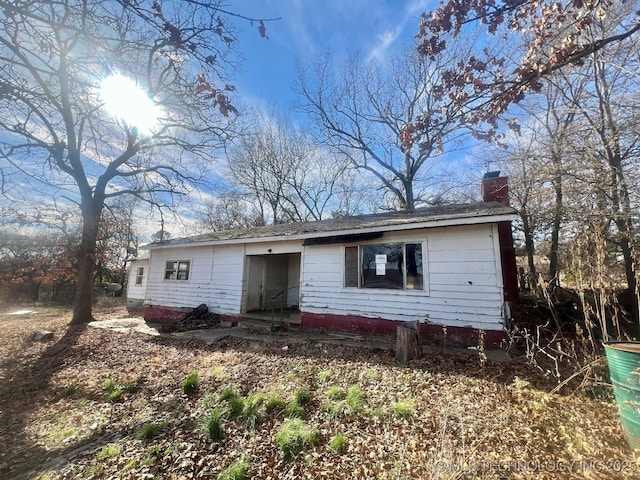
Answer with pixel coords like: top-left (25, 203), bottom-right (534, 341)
top-left (148, 201), bottom-right (516, 249)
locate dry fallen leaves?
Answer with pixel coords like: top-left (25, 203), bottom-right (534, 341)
top-left (0, 303), bottom-right (636, 479)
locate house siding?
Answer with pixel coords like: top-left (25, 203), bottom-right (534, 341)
top-left (145, 246), bottom-right (214, 309)
top-left (300, 224), bottom-right (504, 332)
top-left (210, 244), bottom-right (244, 314)
top-left (142, 223), bottom-right (508, 345)
top-left (126, 258), bottom-right (149, 311)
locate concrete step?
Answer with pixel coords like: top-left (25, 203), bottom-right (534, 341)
top-left (238, 319), bottom-right (300, 333)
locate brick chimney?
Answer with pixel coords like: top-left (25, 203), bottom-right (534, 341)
top-left (481, 171), bottom-right (519, 309)
top-left (481, 171), bottom-right (509, 205)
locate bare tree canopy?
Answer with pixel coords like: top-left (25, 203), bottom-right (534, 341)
top-left (297, 49), bottom-right (466, 211)
top-left (412, 0), bottom-right (640, 144)
top-left (226, 109), bottom-right (361, 223)
top-left (0, 0), bottom-right (277, 322)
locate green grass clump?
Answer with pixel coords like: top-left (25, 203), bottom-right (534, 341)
top-left (275, 419), bottom-right (320, 459)
top-left (96, 444), bottom-right (120, 460)
top-left (61, 385), bottom-right (79, 398)
top-left (325, 386), bottom-right (347, 401)
top-left (215, 386), bottom-right (245, 418)
top-left (293, 388), bottom-right (311, 405)
top-left (102, 380), bottom-right (123, 402)
top-left (284, 400), bottom-right (306, 419)
top-left (265, 394), bottom-right (286, 414)
top-left (218, 386), bottom-right (237, 402)
top-left (102, 378), bottom-right (136, 402)
top-left (218, 457), bottom-right (251, 480)
top-left (242, 393), bottom-right (265, 429)
top-left (391, 400), bottom-right (414, 418)
top-left (316, 370), bottom-right (332, 382)
top-left (204, 406), bottom-right (226, 441)
top-left (283, 387), bottom-right (311, 419)
top-left (329, 433), bottom-right (347, 454)
top-left (228, 396), bottom-right (246, 418)
top-left (134, 422), bottom-right (165, 441)
top-left (182, 371), bottom-right (200, 395)
top-left (346, 386), bottom-right (365, 413)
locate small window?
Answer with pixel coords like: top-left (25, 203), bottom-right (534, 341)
top-left (165, 260), bottom-right (190, 280)
top-left (135, 266), bottom-right (144, 285)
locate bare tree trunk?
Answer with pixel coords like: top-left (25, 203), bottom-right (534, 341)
top-left (71, 199), bottom-right (102, 324)
top-left (548, 156), bottom-right (563, 288)
top-left (521, 210), bottom-right (537, 290)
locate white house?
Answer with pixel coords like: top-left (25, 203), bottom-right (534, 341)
top-left (129, 175), bottom-right (519, 347)
top-left (125, 250), bottom-right (149, 312)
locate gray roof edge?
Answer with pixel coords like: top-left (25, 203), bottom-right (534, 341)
top-left (147, 202), bottom-right (516, 250)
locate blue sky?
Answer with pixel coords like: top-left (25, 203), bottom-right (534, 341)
top-left (230, 0), bottom-right (435, 111)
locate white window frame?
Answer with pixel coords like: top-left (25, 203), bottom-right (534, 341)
top-left (164, 260), bottom-right (191, 281)
top-left (343, 240), bottom-right (426, 292)
top-left (135, 266), bottom-right (144, 285)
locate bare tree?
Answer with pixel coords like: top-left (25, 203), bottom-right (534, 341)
top-left (226, 110), bottom-right (352, 223)
top-left (0, 1), bottom-right (276, 322)
top-left (413, 0), bottom-right (640, 143)
top-left (556, 10), bottom-right (640, 319)
top-left (200, 191), bottom-right (264, 232)
top-left (297, 48), bottom-right (469, 211)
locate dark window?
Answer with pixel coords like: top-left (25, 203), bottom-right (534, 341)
top-left (405, 243), bottom-right (423, 290)
top-left (344, 246), bottom-right (359, 287)
top-left (135, 266), bottom-right (144, 285)
top-left (165, 260), bottom-right (190, 280)
top-left (344, 242), bottom-right (424, 290)
top-left (361, 243), bottom-right (404, 289)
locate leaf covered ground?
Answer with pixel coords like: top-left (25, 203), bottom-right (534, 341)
top-left (0, 304), bottom-right (637, 479)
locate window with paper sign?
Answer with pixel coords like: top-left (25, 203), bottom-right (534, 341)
top-left (344, 242), bottom-right (423, 290)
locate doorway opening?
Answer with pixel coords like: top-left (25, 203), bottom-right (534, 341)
top-left (245, 253), bottom-right (301, 323)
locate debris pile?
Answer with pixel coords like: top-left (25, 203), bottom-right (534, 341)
top-left (160, 304), bottom-right (219, 332)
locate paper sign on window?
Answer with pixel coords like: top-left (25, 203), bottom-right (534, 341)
top-left (375, 254), bottom-right (387, 264)
top-left (376, 264), bottom-right (386, 275)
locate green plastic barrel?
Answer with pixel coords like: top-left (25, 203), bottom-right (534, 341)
top-left (604, 342), bottom-right (640, 450)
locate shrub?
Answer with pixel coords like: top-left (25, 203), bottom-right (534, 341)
top-left (329, 433), bottom-right (347, 454)
top-left (275, 419), bottom-right (320, 459)
top-left (182, 371), bottom-right (200, 395)
top-left (218, 457), bottom-right (251, 480)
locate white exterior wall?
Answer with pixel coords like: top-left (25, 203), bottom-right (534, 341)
top-left (300, 224), bottom-right (505, 331)
top-left (145, 245), bottom-right (215, 309)
top-left (209, 244), bottom-right (245, 314)
top-left (146, 241), bottom-right (305, 314)
top-left (145, 225), bottom-right (506, 331)
top-left (126, 259), bottom-right (149, 300)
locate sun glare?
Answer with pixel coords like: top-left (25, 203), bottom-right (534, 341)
top-left (99, 74), bottom-right (162, 135)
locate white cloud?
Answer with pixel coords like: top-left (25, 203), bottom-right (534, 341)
top-left (367, 28), bottom-right (403, 62)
